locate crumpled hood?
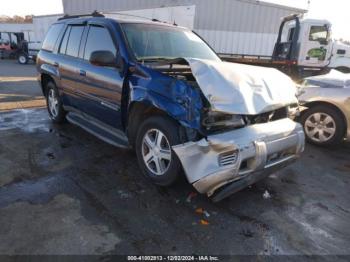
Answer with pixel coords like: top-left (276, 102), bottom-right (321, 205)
top-left (186, 58), bottom-right (298, 115)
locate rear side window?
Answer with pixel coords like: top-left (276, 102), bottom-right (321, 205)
top-left (59, 26), bottom-right (71, 54)
top-left (42, 24), bottom-right (64, 51)
top-left (84, 26), bottom-right (117, 60)
top-left (65, 25), bottom-right (84, 57)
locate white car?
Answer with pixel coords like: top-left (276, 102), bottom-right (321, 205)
top-left (298, 70), bottom-right (350, 146)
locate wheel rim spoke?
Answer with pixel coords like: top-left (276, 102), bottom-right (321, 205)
top-left (144, 134), bottom-right (155, 149)
top-left (323, 116), bottom-right (333, 125)
top-left (323, 127), bottom-right (335, 135)
top-left (319, 131), bottom-right (328, 142)
top-left (144, 152), bottom-right (153, 164)
top-left (48, 89), bottom-right (59, 117)
top-left (154, 157), bottom-right (164, 174)
top-left (142, 128), bottom-right (171, 176)
top-left (156, 132), bottom-right (164, 147)
top-left (305, 119), bottom-right (317, 128)
top-left (159, 149), bottom-right (171, 161)
top-left (309, 128), bottom-right (318, 137)
top-left (312, 113), bottom-right (321, 122)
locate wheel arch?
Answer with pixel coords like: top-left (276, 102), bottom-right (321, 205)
top-left (40, 74), bottom-right (56, 96)
top-left (302, 101), bottom-right (348, 137)
top-left (126, 101), bottom-right (188, 148)
top-left (124, 82), bottom-right (203, 147)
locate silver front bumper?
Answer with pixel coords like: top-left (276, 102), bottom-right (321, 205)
top-left (173, 118), bottom-right (305, 196)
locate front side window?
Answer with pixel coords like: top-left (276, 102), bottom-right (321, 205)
top-left (84, 26), bottom-right (117, 60)
top-left (121, 23), bottom-right (220, 62)
top-left (65, 25), bottom-right (84, 57)
top-left (42, 23), bottom-right (64, 51)
top-left (309, 26), bottom-right (329, 42)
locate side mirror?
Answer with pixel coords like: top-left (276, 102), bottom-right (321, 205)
top-left (89, 50), bottom-right (118, 67)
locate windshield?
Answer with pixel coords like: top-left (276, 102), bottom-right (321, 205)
top-left (121, 23), bottom-right (220, 62)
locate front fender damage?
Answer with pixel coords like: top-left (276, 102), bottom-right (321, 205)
top-left (128, 65), bottom-right (204, 132)
top-left (131, 59), bottom-right (304, 200)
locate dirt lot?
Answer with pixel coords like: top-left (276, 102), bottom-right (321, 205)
top-left (1, 60), bottom-right (350, 257)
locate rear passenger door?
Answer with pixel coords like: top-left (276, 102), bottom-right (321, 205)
top-left (77, 24), bottom-right (123, 129)
top-left (56, 24), bottom-right (85, 108)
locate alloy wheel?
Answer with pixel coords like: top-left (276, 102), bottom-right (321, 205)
top-left (48, 89), bottom-right (59, 118)
top-left (141, 129), bottom-right (172, 176)
top-left (304, 112), bottom-right (336, 143)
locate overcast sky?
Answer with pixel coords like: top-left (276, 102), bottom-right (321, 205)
top-left (1, 0), bottom-right (349, 40)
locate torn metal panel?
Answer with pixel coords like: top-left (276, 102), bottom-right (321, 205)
top-left (128, 64), bottom-right (203, 130)
top-left (173, 118), bottom-right (305, 195)
top-left (185, 58), bottom-right (299, 115)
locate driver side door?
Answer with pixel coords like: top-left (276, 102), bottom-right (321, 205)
top-left (299, 24), bottom-right (331, 67)
top-left (77, 24), bottom-right (124, 129)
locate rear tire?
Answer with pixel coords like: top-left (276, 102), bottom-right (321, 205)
top-left (135, 115), bottom-right (184, 186)
top-left (300, 105), bottom-right (345, 146)
top-left (18, 53), bottom-right (28, 64)
top-left (45, 81), bottom-right (66, 124)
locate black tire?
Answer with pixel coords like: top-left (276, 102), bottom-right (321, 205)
top-left (135, 115), bottom-right (184, 186)
top-left (45, 81), bottom-right (66, 124)
top-left (18, 53), bottom-right (28, 64)
top-left (300, 105), bottom-right (345, 146)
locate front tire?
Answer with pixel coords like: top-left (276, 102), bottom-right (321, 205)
top-left (135, 116), bottom-right (184, 186)
top-left (45, 81), bottom-right (66, 124)
top-left (301, 105), bottom-right (345, 146)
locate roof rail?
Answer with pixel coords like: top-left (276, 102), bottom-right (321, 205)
top-left (58, 10), bottom-right (104, 21)
top-left (103, 12), bottom-right (176, 25)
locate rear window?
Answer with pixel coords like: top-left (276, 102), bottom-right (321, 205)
top-left (42, 24), bottom-right (64, 51)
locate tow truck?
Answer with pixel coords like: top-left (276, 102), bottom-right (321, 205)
top-left (220, 14), bottom-right (350, 79)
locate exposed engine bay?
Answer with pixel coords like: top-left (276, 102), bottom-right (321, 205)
top-left (148, 58), bottom-right (299, 135)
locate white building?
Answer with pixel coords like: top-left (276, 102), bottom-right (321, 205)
top-left (62, 0), bottom-right (306, 56)
top-left (0, 0), bottom-right (306, 56)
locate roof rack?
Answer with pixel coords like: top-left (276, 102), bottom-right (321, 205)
top-left (58, 10), bottom-right (104, 21)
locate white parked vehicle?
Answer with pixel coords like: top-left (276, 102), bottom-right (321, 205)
top-left (221, 14), bottom-right (350, 78)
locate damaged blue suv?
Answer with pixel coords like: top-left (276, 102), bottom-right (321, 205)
top-left (37, 12), bottom-right (304, 201)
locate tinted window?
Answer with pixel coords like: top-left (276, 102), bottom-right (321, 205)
top-left (42, 24), bottom-right (64, 51)
top-left (59, 26), bottom-right (71, 54)
top-left (84, 26), bottom-right (116, 60)
top-left (66, 26), bottom-right (84, 57)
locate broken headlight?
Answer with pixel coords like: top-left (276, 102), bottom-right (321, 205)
top-left (287, 104), bottom-right (300, 119)
top-left (203, 111), bottom-right (245, 129)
